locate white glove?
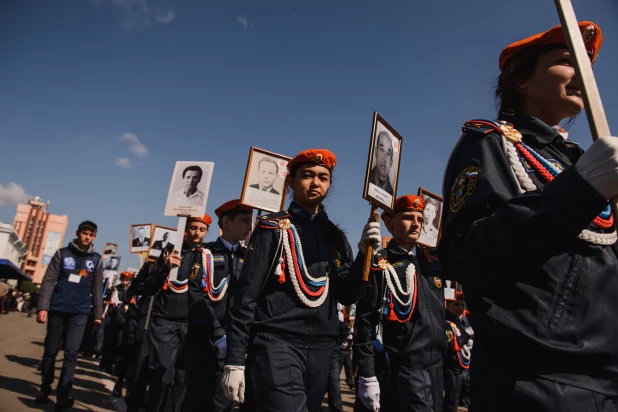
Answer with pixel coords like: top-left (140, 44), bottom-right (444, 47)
top-left (575, 136), bottom-right (618, 199)
top-left (358, 376), bottom-right (380, 411)
top-left (221, 365), bottom-right (245, 403)
top-left (215, 336), bottom-right (227, 361)
top-left (358, 221), bottom-right (381, 254)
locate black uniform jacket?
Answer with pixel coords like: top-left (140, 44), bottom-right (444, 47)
top-left (354, 240), bottom-right (446, 378)
top-left (187, 237), bottom-right (246, 343)
top-left (439, 114), bottom-right (618, 395)
top-left (444, 310), bottom-right (470, 371)
top-left (226, 201), bottom-right (364, 366)
top-left (143, 241), bottom-right (194, 321)
top-left (123, 261), bottom-right (153, 320)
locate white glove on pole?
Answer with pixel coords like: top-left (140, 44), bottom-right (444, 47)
top-left (215, 336), bottom-right (227, 361)
top-left (358, 376), bottom-right (380, 411)
top-left (575, 136), bottom-right (618, 199)
top-left (358, 221), bottom-right (382, 255)
top-left (221, 365), bottom-right (245, 403)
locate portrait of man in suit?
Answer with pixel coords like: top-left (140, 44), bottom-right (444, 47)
top-left (369, 131), bottom-right (394, 196)
top-left (250, 156), bottom-right (280, 195)
top-left (104, 256), bottom-right (121, 271)
top-left (132, 226), bottom-right (151, 248)
top-left (151, 231), bottom-right (173, 251)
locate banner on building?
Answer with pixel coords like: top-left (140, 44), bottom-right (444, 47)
top-left (41, 232), bottom-right (62, 266)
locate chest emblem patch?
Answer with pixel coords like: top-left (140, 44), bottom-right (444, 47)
top-left (450, 165), bottom-right (479, 213)
top-left (434, 276), bottom-right (443, 288)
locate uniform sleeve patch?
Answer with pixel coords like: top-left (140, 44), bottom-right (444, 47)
top-left (450, 165), bottom-right (479, 213)
top-left (188, 262), bottom-right (201, 280)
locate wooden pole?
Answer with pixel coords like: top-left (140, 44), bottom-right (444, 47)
top-left (554, 0), bottom-right (617, 229)
top-left (362, 205), bottom-right (379, 281)
top-left (168, 216), bottom-right (188, 281)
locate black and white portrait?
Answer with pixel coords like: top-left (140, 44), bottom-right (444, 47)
top-left (130, 224), bottom-right (152, 253)
top-left (364, 113), bottom-right (403, 211)
top-left (416, 188), bottom-right (443, 248)
top-left (103, 242), bottom-right (118, 256)
top-left (147, 225), bottom-right (177, 262)
top-left (104, 255), bottom-right (122, 271)
top-left (241, 147), bottom-right (290, 213)
top-left (164, 161), bottom-right (214, 217)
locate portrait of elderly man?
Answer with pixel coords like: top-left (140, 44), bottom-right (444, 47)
top-left (369, 131), bottom-right (394, 196)
top-left (250, 156), bottom-right (280, 195)
top-left (171, 165), bottom-right (205, 206)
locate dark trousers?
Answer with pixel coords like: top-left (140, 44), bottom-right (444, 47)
top-left (443, 368), bottom-right (467, 412)
top-left (40, 312), bottom-right (89, 399)
top-left (126, 316), bottom-right (150, 412)
top-left (325, 345), bottom-right (343, 412)
top-left (470, 361), bottom-right (618, 412)
top-left (339, 349), bottom-right (354, 386)
top-left (147, 317), bottom-right (188, 412)
top-left (243, 333), bottom-right (334, 412)
top-left (183, 326), bottom-right (235, 412)
top-left (354, 364), bottom-right (443, 412)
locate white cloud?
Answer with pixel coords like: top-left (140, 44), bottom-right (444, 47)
top-left (116, 157), bottom-right (132, 169)
top-left (236, 15), bottom-right (254, 31)
top-left (92, 0), bottom-right (176, 33)
top-left (155, 10), bottom-right (176, 24)
top-left (0, 182), bottom-right (28, 207)
top-left (119, 132), bottom-right (149, 157)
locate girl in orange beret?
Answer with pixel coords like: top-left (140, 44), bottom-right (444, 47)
top-left (440, 22), bottom-right (618, 411)
top-left (222, 149), bottom-right (367, 411)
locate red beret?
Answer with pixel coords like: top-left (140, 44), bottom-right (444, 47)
top-left (287, 149), bottom-right (337, 172)
top-left (120, 271), bottom-right (133, 280)
top-left (381, 195), bottom-right (425, 220)
top-left (499, 21), bottom-right (602, 72)
top-left (188, 214), bottom-right (212, 226)
top-left (214, 199), bottom-right (253, 218)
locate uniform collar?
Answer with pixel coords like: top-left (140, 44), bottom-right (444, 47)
top-left (499, 113), bottom-right (562, 146)
top-left (386, 239), bottom-right (417, 257)
top-left (288, 201), bottom-right (328, 222)
top-left (218, 236), bottom-right (238, 253)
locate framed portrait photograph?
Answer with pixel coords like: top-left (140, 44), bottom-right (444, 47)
top-left (240, 147), bottom-right (291, 213)
top-left (382, 236), bottom-right (392, 250)
top-left (444, 280), bottom-right (460, 301)
top-left (103, 255), bottom-right (122, 274)
top-left (416, 188), bottom-right (444, 249)
top-left (147, 225), bottom-right (177, 262)
top-left (164, 161), bottom-right (214, 217)
top-left (363, 112), bottom-right (403, 211)
top-left (103, 242), bottom-right (118, 256)
top-left (130, 224), bottom-right (152, 253)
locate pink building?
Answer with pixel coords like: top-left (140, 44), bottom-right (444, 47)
top-left (13, 197), bottom-right (68, 284)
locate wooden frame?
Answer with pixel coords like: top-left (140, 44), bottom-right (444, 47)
top-left (147, 225), bottom-right (177, 262)
top-left (416, 188), bottom-right (443, 249)
top-left (240, 147), bottom-right (291, 213)
top-left (382, 236), bottom-right (392, 250)
top-left (130, 223), bottom-right (152, 254)
top-left (102, 242), bottom-right (118, 256)
top-left (363, 112), bottom-right (403, 212)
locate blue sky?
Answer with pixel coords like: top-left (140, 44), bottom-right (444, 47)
top-left (1, 0), bottom-right (617, 271)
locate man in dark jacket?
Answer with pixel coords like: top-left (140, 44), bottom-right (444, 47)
top-left (36, 221), bottom-right (104, 411)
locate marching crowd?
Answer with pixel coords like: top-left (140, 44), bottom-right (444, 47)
top-left (27, 20), bottom-right (618, 412)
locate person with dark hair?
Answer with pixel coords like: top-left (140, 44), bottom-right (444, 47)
top-left (171, 165), bottom-right (204, 206)
top-left (36, 220), bottom-right (104, 410)
top-left (152, 232), bottom-right (173, 252)
top-left (439, 22), bottom-right (618, 410)
top-left (443, 294), bottom-right (471, 412)
top-left (184, 199), bottom-right (253, 412)
top-left (132, 227), bottom-right (150, 248)
top-left (221, 149), bottom-right (366, 411)
top-left (250, 157), bottom-right (280, 194)
top-left (142, 214), bottom-right (212, 412)
top-left (418, 197), bottom-right (440, 247)
top-left (369, 131), bottom-right (394, 196)
top-left (353, 195), bottom-right (445, 412)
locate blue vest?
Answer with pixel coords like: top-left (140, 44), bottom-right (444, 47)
top-left (49, 246), bottom-right (102, 314)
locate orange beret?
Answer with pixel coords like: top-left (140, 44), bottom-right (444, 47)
top-left (214, 199), bottom-right (253, 218)
top-left (381, 195), bottom-right (425, 219)
top-left (120, 271), bottom-right (133, 279)
top-left (499, 21), bottom-right (602, 71)
top-left (188, 214), bottom-right (212, 226)
top-left (287, 149), bottom-right (337, 172)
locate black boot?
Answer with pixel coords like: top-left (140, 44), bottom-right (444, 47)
top-left (35, 390), bottom-right (50, 404)
top-left (112, 380), bottom-right (123, 397)
top-left (55, 397), bottom-right (74, 411)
